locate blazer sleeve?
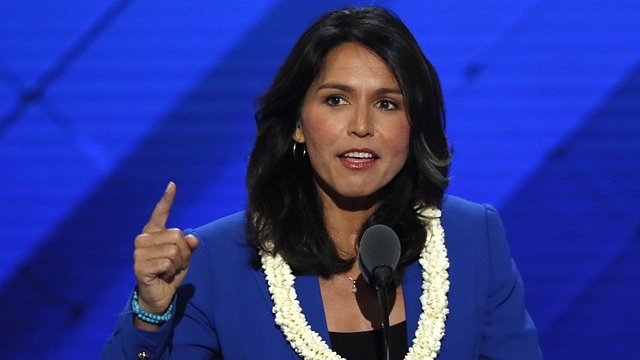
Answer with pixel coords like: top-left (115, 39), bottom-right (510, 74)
top-left (100, 292), bottom-right (178, 360)
top-left (101, 228), bottom-right (220, 360)
top-left (100, 290), bottom-right (221, 359)
top-left (479, 205), bottom-right (543, 359)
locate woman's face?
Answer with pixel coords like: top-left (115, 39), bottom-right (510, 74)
top-left (294, 42), bottom-right (410, 206)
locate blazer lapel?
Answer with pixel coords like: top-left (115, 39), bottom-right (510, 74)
top-left (403, 260), bottom-right (423, 347)
top-left (296, 274), bottom-right (331, 343)
top-left (253, 261), bottom-right (423, 351)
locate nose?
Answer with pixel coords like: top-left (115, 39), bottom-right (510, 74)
top-left (348, 103), bottom-right (374, 137)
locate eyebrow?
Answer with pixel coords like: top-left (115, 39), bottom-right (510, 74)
top-left (316, 83), bottom-right (403, 96)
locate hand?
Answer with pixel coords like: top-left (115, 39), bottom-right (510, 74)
top-left (133, 182), bottom-right (199, 318)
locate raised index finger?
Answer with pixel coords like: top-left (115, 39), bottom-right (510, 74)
top-left (142, 182), bottom-right (176, 234)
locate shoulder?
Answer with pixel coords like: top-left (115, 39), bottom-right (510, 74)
top-left (183, 211), bottom-right (253, 272)
top-left (438, 195), bottom-right (512, 306)
top-left (438, 195), bottom-right (499, 268)
top-left (437, 196), bottom-right (542, 358)
top-left (440, 195), bottom-right (502, 235)
top-left (188, 211), bottom-right (247, 239)
top-left (441, 194), bottom-right (494, 218)
top-left (186, 211), bottom-right (248, 250)
top-left (179, 210), bottom-right (260, 305)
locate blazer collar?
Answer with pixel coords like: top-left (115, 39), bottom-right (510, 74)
top-left (293, 260), bottom-right (423, 349)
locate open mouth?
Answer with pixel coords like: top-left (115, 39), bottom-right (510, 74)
top-left (339, 151), bottom-right (379, 160)
top-left (342, 151), bottom-right (374, 159)
top-left (338, 151), bottom-right (379, 169)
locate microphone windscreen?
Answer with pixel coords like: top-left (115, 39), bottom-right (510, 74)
top-left (358, 224), bottom-right (401, 286)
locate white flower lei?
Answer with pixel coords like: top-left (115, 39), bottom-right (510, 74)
top-left (260, 207), bottom-right (450, 359)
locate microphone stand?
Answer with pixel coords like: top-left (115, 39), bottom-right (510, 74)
top-left (373, 266), bottom-right (393, 360)
top-left (358, 224), bottom-right (401, 360)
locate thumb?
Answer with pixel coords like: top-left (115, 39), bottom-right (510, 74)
top-left (185, 234), bottom-right (199, 251)
top-left (142, 182), bottom-right (176, 234)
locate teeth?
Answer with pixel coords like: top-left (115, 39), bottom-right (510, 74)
top-left (343, 152), bottom-right (373, 159)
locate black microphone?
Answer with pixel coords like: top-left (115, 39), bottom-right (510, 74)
top-left (357, 224), bottom-right (401, 360)
top-left (358, 224), bottom-right (401, 290)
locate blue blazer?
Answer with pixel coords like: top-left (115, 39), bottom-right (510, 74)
top-left (102, 195), bottom-right (542, 359)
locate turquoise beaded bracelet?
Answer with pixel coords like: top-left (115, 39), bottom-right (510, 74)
top-left (131, 289), bottom-right (174, 325)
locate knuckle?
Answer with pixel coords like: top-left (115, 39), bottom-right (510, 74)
top-left (150, 259), bottom-right (168, 276)
top-left (166, 228), bottom-right (183, 239)
top-left (133, 260), bottom-right (148, 277)
top-left (166, 245), bottom-right (179, 258)
top-left (159, 257), bottom-right (172, 270)
top-left (133, 262), bottom-right (141, 274)
top-left (134, 233), bottom-right (148, 248)
top-left (182, 250), bottom-right (193, 263)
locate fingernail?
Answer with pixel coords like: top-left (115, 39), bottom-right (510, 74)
top-left (165, 182), bottom-right (173, 193)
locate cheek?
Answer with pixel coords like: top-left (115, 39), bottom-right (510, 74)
top-left (299, 109), bottom-right (338, 150)
top-left (387, 124), bottom-right (411, 159)
top-left (303, 121), bottom-right (329, 141)
top-left (304, 130), bottom-right (335, 166)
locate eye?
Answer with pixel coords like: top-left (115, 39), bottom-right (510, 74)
top-left (325, 96), bottom-right (348, 106)
top-left (376, 99), bottom-right (399, 110)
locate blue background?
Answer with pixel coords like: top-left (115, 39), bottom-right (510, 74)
top-left (1, 1), bottom-right (639, 358)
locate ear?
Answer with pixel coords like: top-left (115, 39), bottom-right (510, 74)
top-left (292, 121), bottom-right (305, 143)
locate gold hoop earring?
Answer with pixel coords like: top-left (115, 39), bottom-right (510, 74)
top-left (292, 141), bottom-right (306, 161)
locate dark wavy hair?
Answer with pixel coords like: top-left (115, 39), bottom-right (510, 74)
top-left (246, 6), bottom-right (451, 277)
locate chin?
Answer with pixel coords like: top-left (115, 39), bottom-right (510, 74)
top-left (337, 188), bottom-right (382, 203)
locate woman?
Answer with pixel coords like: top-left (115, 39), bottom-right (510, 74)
top-left (102, 6), bottom-right (542, 359)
